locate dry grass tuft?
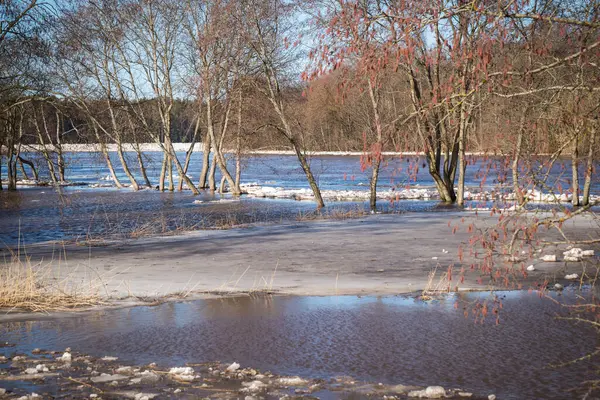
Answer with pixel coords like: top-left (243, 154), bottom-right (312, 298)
top-left (296, 206), bottom-right (368, 222)
top-left (0, 251), bottom-right (105, 313)
top-left (421, 266), bottom-right (451, 300)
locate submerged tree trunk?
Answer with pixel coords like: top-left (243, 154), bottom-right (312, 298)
top-left (205, 95), bottom-right (238, 194)
top-left (235, 89), bottom-right (243, 194)
top-left (100, 142), bottom-right (122, 188)
top-left (116, 143), bottom-right (140, 190)
top-left (292, 139), bottom-right (325, 208)
top-left (178, 117), bottom-right (200, 191)
top-left (199, 129), bottom-right (212, 189)
top-left (163, 136), bottom-right (200, 195)
top-left (18, 158), bottom-right (28, 180)
top-left (55, 112), bottom-right (66, 183)
top-left (208, 154), bottom-right (217, 192)
top-left (369, 158), bottom-right (381, 212)
top-left (367, 80), bottom-right (383, 212)
top-left (159, 150), bottom-right (167, 191)
top-left (134, 143), bottom-right (152, 188)
top-left (456, 105), bottom-right (468, 206)
top-left (219, 175), bottom-right (226, 194)
top-left (582, 123), bottom-right (596, 206)
top-left (7, 140), bottom-right (17, 191)
top-left (167, 153), bottom-right (174, 192)
top-left (572, 133), bottom-right (580, 206)
top-left (33, 108), bottom-right (59, 186)
top-left (18, 156), bottom-right (39, 181)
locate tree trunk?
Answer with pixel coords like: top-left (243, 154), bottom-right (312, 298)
top-left (168, 141), bottom-right (199, 194)
top-left (167, 153), bottom-right (174, 192)
top-left (159, 150), bottom-right (167, 191)
top-left (292, 139), bottom-right (325, 208)
top-left (219, 175), bottom-right (226, 194)
top-left (135, 143), bottom-right (152, 188)
top-left (456, 107), bottom-right (467, 206)
top-left (18, 156), bottom-right (38, 181)
top-left (199, 129), bottom-right (211, 189)
top-left (369, 157), bottom-right (381, 212)
top-left (100, 143), bottom-right (123, 189)
top-left (582, 123), bottom-right (596, 206)
top-left (235, 89), bottom-right (243, 194)
top-left (18, 158), bottom-right (28, 180)
top-left (208, 154), bottom-right (216, 192)
top-left (33, 117), bottom-right (59, 186)
top-left (572, 133), bottom-right (580, 206)
top-left (55, 112), bottom-right (66, 183)
top-left (512, 110), bottom-right (527, 205)
top-left (116, 143), bottom-right (140, 190)
top-left (205, 95), bottom-right (238, 194)
top-left (367, 80), bottom-right (383, 212)
top-left (7, 141), bottom-right (17, 191)
top-left (178, 117), bottom-right (199, 191)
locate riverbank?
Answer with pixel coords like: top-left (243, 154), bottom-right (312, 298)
top-left (3, 212), bottom-right (596, 308)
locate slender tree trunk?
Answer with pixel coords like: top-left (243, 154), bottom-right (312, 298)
top-left (100, 142), bottom-right (123, 189)
top-left (134, 143), bottom-right (152, 188)
top-left (159, 150), bottom-right (167, 191)
top-left (7, 140), bottom-right (17, 191)
top-left (582, 123), bottom-right (596, 206)
top-left (456, 106), bottom-right (467, 206)
top-left (208, 154), bottom-right (216, 192)
top-left (116, 143), bottom-right (140, 190)
top-left (199, 129), bottom-right (211, 189)
top-left (512, 110), bottom-right (527, 205)
top-left (18, 159), bottom-right (28, 180)
top-left (219, 175), bottom-right (226, 194)
top-left (55, 112), bottom-right (66, 183)
top-left (205, 95), bottom-right (238, 194)
top-left (167, 154), bottom-right (174, 192)
top-left (235, 89), bottom-right (243, 194)
top-left (367, 80), bottom-right (383, 212)
top-left (163, 135), bottom-right (200, 195)
top-left (18, 156), bottom-right (38, 180)
top-left (572, 133), bottom-right (580, 206)
top-left (291, 139), bottom-right (325, 208)
top-left (369, 158), bottom-right (381, 212)
top-left (178, 117), bottom-right (199, 191)
top-left (33, 111), bottom-right (59, 185)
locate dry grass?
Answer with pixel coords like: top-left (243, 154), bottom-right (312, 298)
top-left (0, 250), bottom-right (105, 313)
top-left (421, 266), bottom-right (451, 300)
top-left (296, 206), bottom-right (368, 222)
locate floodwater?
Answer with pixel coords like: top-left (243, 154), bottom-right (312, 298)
top-left (1, 291), bottom-right (597, 399)
top-left (1, 152), bottom-right (599, 246)
top-left (5, 151), bottom-right (600, 192)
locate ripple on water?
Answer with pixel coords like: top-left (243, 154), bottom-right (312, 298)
top-left (1, 291), bottom-right (598, 399)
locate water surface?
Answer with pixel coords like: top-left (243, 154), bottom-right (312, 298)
top-left (2, 291), bottom-right (597, 399)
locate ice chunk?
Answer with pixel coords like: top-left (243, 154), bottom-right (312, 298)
top-left (408, 386), bottom-right (446, 398)
top-left (277, 376), bottom-right (307, 385)
top-left (241, 380), bottom-right (267, 393)
top-left (226, 362), bottom-right (240, 372)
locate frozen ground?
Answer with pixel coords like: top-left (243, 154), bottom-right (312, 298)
top-left (7, 212), bottom-right (598, 303)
